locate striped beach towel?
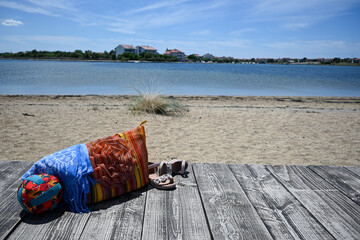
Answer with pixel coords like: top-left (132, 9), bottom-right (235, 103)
top-left (86, 122), bottom-right (149, 203)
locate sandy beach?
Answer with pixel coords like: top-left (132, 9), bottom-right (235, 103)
top-left (0, 95), bottom-right (359, 166)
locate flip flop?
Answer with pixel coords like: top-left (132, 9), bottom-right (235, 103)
top-left (159, 159), bottom-right (188, 176)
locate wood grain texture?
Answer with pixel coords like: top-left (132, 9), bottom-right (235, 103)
top-left (2, 162), bottom-right (360, 240)
top-left (345, 166), bottom-right (360, 177)
top-left (267, 165), bottom-right (360, 240)
top-left (142, 163), bottom-right (211, 240)
top-left (0, 161), bottom-right (33, 195)
top-left (80, 189), bottom-right (147, 240)
top-left (309, 165), bottom-right (360, 205)
top-left (8, 206), bottom-right (93, 240)
top-left (230, 164), bottom-right (334, 240)
top-left (0, 161), bottom-right (33, 240)
top-left (193, 163), bottom-right (272, 240)
top-left (0, 162), bottom-right (91, 240)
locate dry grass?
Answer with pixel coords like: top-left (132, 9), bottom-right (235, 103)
top-left (129, 79), bottom-right (186, 115)
top-left (130, 93), bottom-right (185, 115)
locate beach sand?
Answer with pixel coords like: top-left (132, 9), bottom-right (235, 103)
top-left (0, 95), bottom-right (359, 166)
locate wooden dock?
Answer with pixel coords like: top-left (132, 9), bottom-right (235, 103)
top-left (0, 161), bottom-right (359, 239)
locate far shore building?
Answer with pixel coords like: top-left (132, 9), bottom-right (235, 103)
top-left (137, 45), bottom-right (158, 55)
top-left (115, 44), bottom-right (158, 57)
top-left (165, 48), bottom-right (185, 61)
top-left (203, 53), bottom-right (214, 60)
top-left (115, 44), bottom-right (137, 57)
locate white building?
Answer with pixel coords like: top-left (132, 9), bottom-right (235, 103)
top-left (115, 44), bottom-right (137, 57)
top-left (136, 45), bottom-right (158, 55)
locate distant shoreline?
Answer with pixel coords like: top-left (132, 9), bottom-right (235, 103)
top-left (1, 57), bottom-right (359, 66)
top-left (1, 94), bottom-right (360, 103)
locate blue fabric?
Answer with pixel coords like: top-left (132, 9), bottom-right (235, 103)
top-left (22, 144), bottom-right (95, 213)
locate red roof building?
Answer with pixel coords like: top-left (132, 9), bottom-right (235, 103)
top-left (165, 48), bottom-right (185, 61)
top-left (137, 45), bottom-right (158, 55)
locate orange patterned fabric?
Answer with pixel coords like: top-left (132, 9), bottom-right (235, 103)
top-left (86, 123), bottom-right (149, 203)
top-left (86, 135), bottom-right (136, 189)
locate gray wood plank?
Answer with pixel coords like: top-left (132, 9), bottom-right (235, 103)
top-left (345, 166), bottom-right (360, 177)
top-left (7, 206), bottom-right (92, 240)
top-left (142, 163), bottom-right (212, 240)
top-left (267, 165), bottom-right (360, 240)
top-left (80, 188), bottom-right (147, 240)
top-left (0, 161), bottom-right (33, 196)
top-left (309, 165), bottom-right (360, 205)
top-left (230, 164), bottom-right (334, 240)
top-left (193, 163), bottom-right (273, 240)
top-left (0, 161), bottom-right (33, 240)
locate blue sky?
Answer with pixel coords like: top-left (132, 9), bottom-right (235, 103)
top-left (0, 0), bottom-right (360, 58)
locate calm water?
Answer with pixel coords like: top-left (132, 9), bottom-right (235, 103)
top-left (1, 59), bottom-right (360, 97)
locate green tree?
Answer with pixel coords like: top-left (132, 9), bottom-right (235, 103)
top-left (72, 50), bottom-right (83, 58)
top-left (187, 54), bottom-right (198, 62)
top-left (84, 50), bottom-right (92, 59)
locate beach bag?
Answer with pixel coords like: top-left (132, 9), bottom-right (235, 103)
top-left (86, 121), bottom-right (149, 203)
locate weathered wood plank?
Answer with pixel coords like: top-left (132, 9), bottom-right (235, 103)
top-left (0, 161), bottom-right (33, 196)
top-left (0, 161), bottom-right (33, 240)
top-left (267, 165), bottom-right (360, 240)
top-left (7, 206), bottom-right (92, 240)
top-left (345, 166), bottom-right (360, 177)
top-left (142, 163), bottom-right (211, 240)
top-left (193, 163), bottom-right (272, 240)
top-left (79, 188), bottom-right (147, 240)
top-left (230, 164), bottom-right (334, 240)
top-left (309, 165), bottom-right (360, 205)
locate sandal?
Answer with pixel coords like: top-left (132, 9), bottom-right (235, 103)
top-left (149, 162), bottom-right (176, 190)
top-left (148, 162), bottom-right (167, 176)
top-left (159, 159), bottom-right (188, 176)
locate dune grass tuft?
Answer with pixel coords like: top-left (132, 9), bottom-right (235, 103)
top-left (130, 93), bottom-right (185, 115)
top-left (129, 79), bottom-right (185, 115)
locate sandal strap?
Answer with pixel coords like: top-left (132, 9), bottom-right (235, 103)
top-left (149, 163), bottom-right (160, 170)
top-left (153, 174), bottom-right (173, 184)
top-left (180, 160), bottom-right (186, 175)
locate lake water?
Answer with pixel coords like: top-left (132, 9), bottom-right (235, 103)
top-left (1, 59), bottom-right (360, 97)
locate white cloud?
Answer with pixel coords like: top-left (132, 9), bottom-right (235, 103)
top-left (106, 27), bottom-right (136, 35)
top-left (2, 19), bottom-right (23, 26)
top-left (281, 22), bottom-right (310, 31)
top-left (262, 40), bottom-right (358, 58)
top-left (230, 28), bottom-right (256, 36)
top-left (248, 0), bottom-right (360, 30)
top-left (1, 35), bottom-right (88, 47)
top-left (208, 39), bottom-right (250, 48)
top-left (0, 1), bottom-right (59, 16)
top-left (126, 0), bottom-right (191, 15)
top-left (26, 0), bottom-right (77, 11)
top-left (253, 0), bottom-right (358, 16)
top-left (266, 40), bottom-right (347, 49)
top-left (115, 0), bottom-right (232, 34)
top-left (189, 30), bottom-right (212, 36)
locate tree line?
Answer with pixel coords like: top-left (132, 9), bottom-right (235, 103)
top-left (0, 49), bottom-right (117, 60)
top-left (118, 52), bottom-right (178, 62)
top-left (0, 49), bottom-right (178, 62)
top-left (1, 49), bottom-right (358, 65)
